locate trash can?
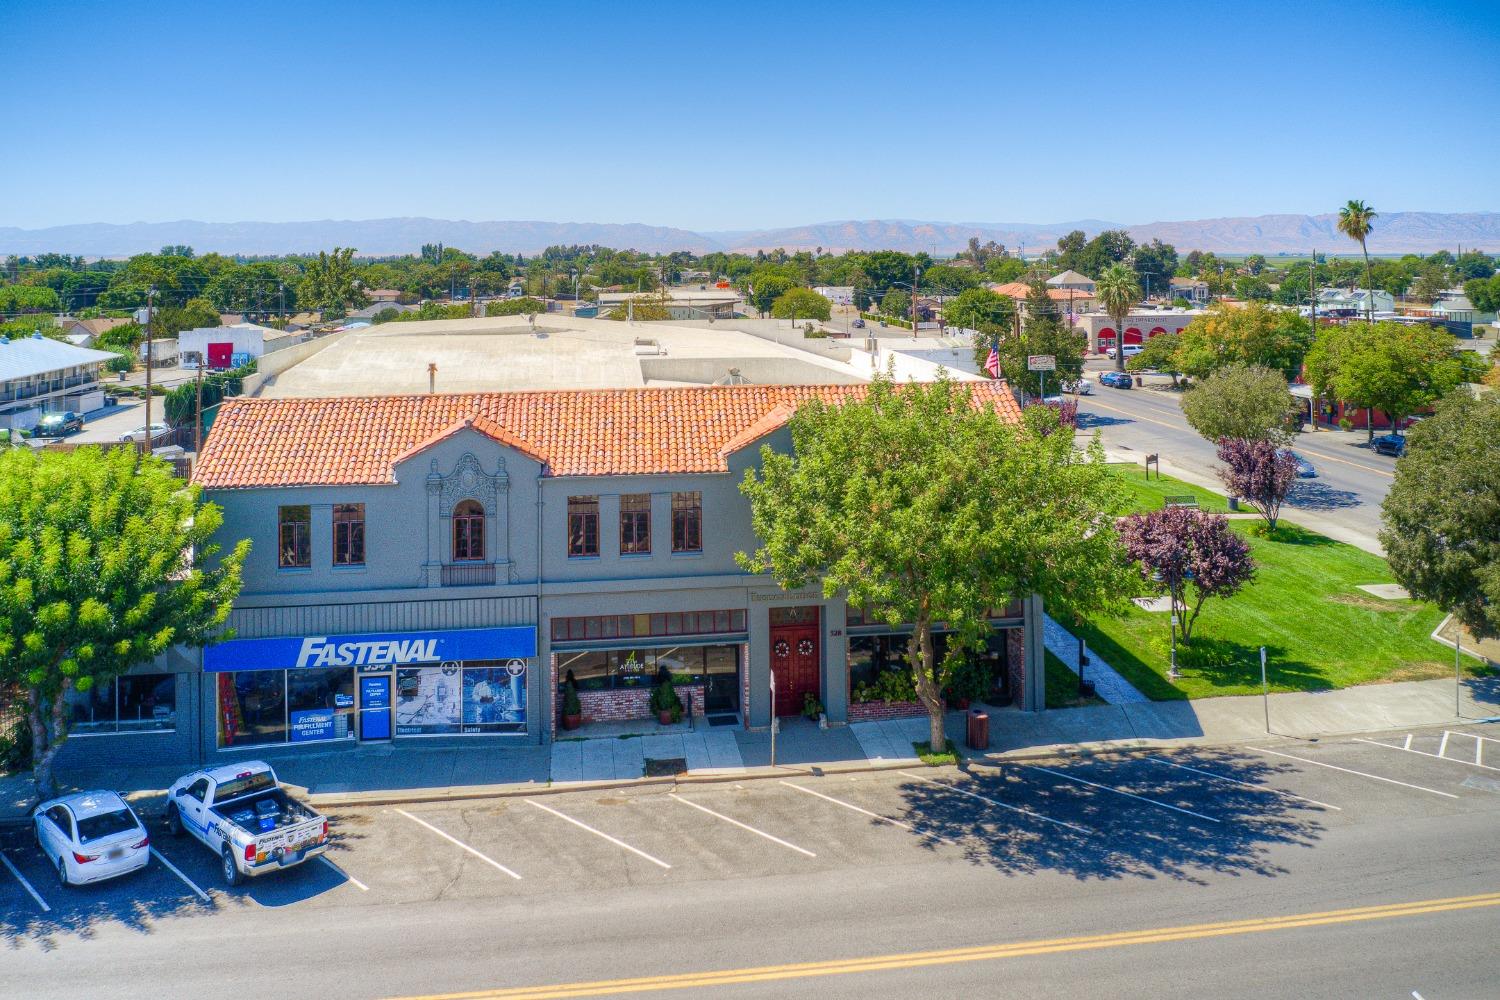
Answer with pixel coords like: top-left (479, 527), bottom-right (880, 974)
top-left (966, 708), bottom-right (989, 751)
top-left (1228, 496), bottom-right (1240, 511)
top-left (1134, 375), bottom-right (1143, 387)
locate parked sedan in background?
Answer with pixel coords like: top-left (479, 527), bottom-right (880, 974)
top-left (1098, 370), bottom-right (1133, 389)
top-left (33, 790), bottom-right (150, 887)
top-left (1060, 378), bottom-right (1093, 395)
top-left (1372, 434), bottom-right (1406, 457)
top-left (119, 423), bottom-right (171, 444)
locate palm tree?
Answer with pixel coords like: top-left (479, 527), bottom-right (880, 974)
top-left (1095, 263), bottom-right (1141, 370)
top-left (1337, 200), bottom-right (1378, 323)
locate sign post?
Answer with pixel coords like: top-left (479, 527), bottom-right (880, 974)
top-left (1260, 645), bottom-right (1270, 733)
top-left (768, 669), bottom-right (777, 767)
top-left (1027, 354), bottom-right (1056, 401)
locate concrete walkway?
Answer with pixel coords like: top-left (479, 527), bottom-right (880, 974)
top-left (4, 675), bottom-right (1496, 821)
top-left (1042, 613), bottom-right (1150, 705)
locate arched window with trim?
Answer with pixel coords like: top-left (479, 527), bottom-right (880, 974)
top-left (452, 499), bottom-right (485, 561)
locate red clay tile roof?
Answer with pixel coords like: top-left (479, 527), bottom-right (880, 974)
top-left (193, 383), bottom-right (1023, 489)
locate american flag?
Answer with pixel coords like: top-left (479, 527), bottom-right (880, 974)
top-left (984, 343), bottom-right (1001, 379)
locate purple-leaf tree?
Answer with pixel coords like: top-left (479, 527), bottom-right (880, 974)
top-left (1216, 437), bottom-right (1298, 531)
top-left (1119, 507), bottom-right (1255, 641)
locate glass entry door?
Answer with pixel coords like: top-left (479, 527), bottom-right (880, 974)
top-left (359, 674), bottom-right (392, 741)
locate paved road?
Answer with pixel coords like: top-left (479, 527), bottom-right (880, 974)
top-left (5, 722), bottom-right (1500, 998)
top-left (1075, 361), bottom-right (1399, 547)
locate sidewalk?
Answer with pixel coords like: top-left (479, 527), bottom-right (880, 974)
top-left (3, 675), bottom-right (1496, 823)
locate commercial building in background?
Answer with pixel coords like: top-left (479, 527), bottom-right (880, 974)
top-left (595, 288), bottom-right (743, 321)
top-left (55, 382), bottom-right (1043, 771)
top-left (177, 323), bottom-right (306, 369)
top-left (814, 285), bottom-right (855, 306)
top-left (0, 330), bottom-right (116, 431)
top-left (1073, 308), bottom-right (1204, 354)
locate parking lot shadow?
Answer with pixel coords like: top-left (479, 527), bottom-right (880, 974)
top-left (892, 749), bottom-right (1329, 885)
top-left (1075, 412), bottom-right (1133, 430)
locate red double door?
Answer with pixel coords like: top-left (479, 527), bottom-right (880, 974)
top-left (770, 618), bottom-right (820, 717)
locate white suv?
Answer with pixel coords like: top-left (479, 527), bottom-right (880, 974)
top-left (1105, 344), bottom-right (1143, 360)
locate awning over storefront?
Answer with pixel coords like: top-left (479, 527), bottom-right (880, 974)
top-left (204, 625), bottom-right (537, 672)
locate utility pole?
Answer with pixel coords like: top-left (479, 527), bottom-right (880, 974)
top-left (193, 363), bottom-right (204, 454)
top-left (279, 281), bottom-right (285, 319)
top-left (910, 265), bottom-right (921, 338)
top-left (141, 285), bottom-right (156, 456)
top-left (1308, 248), bottom-right (1318, 429)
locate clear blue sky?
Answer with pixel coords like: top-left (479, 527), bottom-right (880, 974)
top-left (3, 0), bottom-right (1497, 230)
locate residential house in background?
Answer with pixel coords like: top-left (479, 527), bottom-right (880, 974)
top-left (1045, 269), bottom-right (1097, 294)
top-left (814, 285), bottom-right (855, 306)
top-left (1169, 277), bottom-right (1211, 303)
top-left (1304, 287), bottom-right (1395, 317)
top-left (0, 331), bottom-right (115, 430)
top-left (57, 316), bottom-right (133, 348)
top-left (989, 282), bottom-right (1098, 324)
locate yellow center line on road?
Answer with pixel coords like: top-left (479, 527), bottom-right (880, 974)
top-left (1082, 396), bottom-right (1395, 478)
top-left (393, 891), bottom-right (1500, 1000)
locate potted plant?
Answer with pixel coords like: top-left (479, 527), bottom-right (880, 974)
top-left (943, 651), bottom-right (990, 710)
top-left (801, 692), bottom-right (824, 724)
top-left (560, 671), bottom-right (582, 731)
top-left (649, 670), bottom-right (683, 725)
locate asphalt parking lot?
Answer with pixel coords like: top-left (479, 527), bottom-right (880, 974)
top-left (4, 722), bottom-right (1499, 943)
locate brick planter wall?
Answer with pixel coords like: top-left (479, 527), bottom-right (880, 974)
top-left (576, 685), bottom-right (705, 724)
top-left (848, 699), bottom-right (928, 722)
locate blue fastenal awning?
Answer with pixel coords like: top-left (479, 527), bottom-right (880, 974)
top-left (204, 626), bottom-right (537, 672)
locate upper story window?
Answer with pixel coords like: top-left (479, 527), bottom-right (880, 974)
top-left (333, 503), bottom-right (365, 566)
top-left (619, 494), bottom-right (651, 555)
top-left (568, 496), bottom-right (599, 557)
top-left (672, 491), bottom-right (702, 553)
top-left (278, 505), bottom-right (311, 568)
top-left (452, 500), bottom-right (485, 562)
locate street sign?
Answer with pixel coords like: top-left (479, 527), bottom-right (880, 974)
top-left (1027, 355), bottom-right (1056, 371)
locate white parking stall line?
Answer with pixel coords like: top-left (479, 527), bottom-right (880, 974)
top-left (1, 850), bottom-right (50, 913)
top-left (394, 809), bottom-right (523, 880)
top-left (1144, 756), bottom-right (1342, 811)
top-left (898, 771), bottom-right (1092, 835)
top-left (669, 794), bottom-right (816, 858)
top-left (1403, 734), bottom-right (1413, 751)
top-left (319, 855), bottom-right (369, 891)
top-left (1438, 731), bottom-right (1450, 759)
top-left (1352, 737), bottom-right (1500, 774)
top-left (779, 780), bottom-right (957, 846)
top-left (525, 799), bottom-right (672, 870)
top-left (1250, 747), bottom-right (1460, 799)
top-left (1029, 766), bottom-right (1222, 824)
top-left (150, 847), bottom-right (211, 903)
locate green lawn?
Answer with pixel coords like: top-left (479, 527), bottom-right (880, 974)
top-left (1070, 521), bottom-right (1467, 700)
top-left (1107, 463), bottom-right (1228, 514)
top-left (1045, 650), bottom-right (1107, 709)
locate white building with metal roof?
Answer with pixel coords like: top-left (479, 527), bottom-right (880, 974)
top-left (0, 331), bottom-right (119, 430)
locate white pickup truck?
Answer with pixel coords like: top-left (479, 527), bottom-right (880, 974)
top-left (164, 761), bottom-right (329, 886)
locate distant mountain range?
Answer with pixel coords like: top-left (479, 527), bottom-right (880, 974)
top-left (2, 212), bottom-right (1497, 258)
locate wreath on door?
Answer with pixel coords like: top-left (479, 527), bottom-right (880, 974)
top-left (797, 639), bottom-right (815, 656)
top-left (773, 639), bottom-right (790, 657)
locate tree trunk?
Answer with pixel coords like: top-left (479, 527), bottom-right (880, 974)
top-left (29, 684), bottom-right (69, 800)
top-left (1114, 314), bottom-right (1127, 372)
top-left (908, 620), bottom-right (947, 753)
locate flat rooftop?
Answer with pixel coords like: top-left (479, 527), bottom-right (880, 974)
top-left (257, 315), bottom-right (868, 397)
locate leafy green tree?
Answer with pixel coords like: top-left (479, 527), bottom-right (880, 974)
top-left (485, 296), bottom-right (547, 317)
top-left (0, 284), bottom-right (63, 313)
top-left (945, 287), bottom-right (1014, 336)
top-left (747, 272), bottom-right (795, 316)
top-left (1453, 251), bottom-right (1495, 282)
top-left (606, 291), bottom-right (671, 321)
top-left (1337, 200), bottom-right (1378, 321)
top-left (770, 287), bottom-right (832, 322)
top-left (1410, 265), bottom-right (1450, 304)
top-left (880, 287), bottom-right (911, 321)
top-left (300, 247), bottom-right (369, 318)
top-left (737, 373), bottom-right (1134, 747)
top-left (1126, 330), bottom-right (1184, 383)
top-left (1095, 264), bottom-right (1141, 371)
top-left (1381, 392), bottom-right (1500, 639)
top-left (919, 264), bottom-right (980, 294)
top-left (1181, 363), bottom-right (1299, 445)
top-left (1234, 275), bottom-right (1273, 301)
top-left (1173, 303), bottom-right (1315, 381)
top-left (984, 256), bottom-right (1028, 284)
top-left (152, 297), bottom-right (221, 338)
top-left (1304, 321), bottom-right (1488, 441)
top-left (0, 448), bottom-right (248, 795)
top-left (1131, 239), bottom-right (1178, 299)
top-left (1464, 274), bottom-right (1500, 313)
top-left (991, 309), bottom-right (1086, 398)
top-left (1244, 255), bottom-right (1267, 276)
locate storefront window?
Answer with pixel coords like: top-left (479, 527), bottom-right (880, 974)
top-left (117, 674), bottom-right (177, 731)
top-left (395, 661), bottom-right (528, 736)
top-left (558, 644), bottom-right (738, 693)
top-left (218, 671), bottom-right (289, 748)
top-left (65, 675), bottom-right (177, 734)
top-left (65, 680), bottom-right (118, 735)
top-left (288, 667), bottom-right (356, 742)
